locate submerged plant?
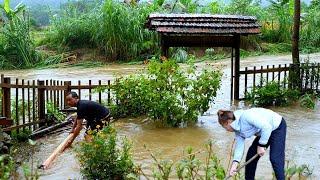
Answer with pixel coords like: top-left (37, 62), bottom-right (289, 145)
top-left (110, 59), bottom-right (221, 127)
top-left (76, 126), bottom-right (137, 179)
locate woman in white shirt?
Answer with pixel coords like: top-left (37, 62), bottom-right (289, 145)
top-left (217, 108), bottom-right (286, 180)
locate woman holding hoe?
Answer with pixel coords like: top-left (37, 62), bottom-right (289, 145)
top-left (217, 108), bottom-right (287, 180)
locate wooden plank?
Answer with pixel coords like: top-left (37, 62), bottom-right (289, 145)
top-left (239, 66), bottom-right (290, 74)
top-left (15, 78), bottom-right (19, 133)
top-left (38, 80), bottom-right (46, 128)
top-left (3, 119), bottom-right (47, 132)
top-left (89, 80), bottom-right (92, 101)
top-left (50, 79), bottom-right (53, 103)
top-left (316, 63), bottom-right (320, 91)
top-left (1, 84), bottom-right (65, 90)
top-left (40, 133), bottom-right (76, 170)
top-left (27, 81), bottom-right (31, 131)
top-left (230, 47), bottom-right (234, 101)
top-left (266, 65), bottom-right (269, 84)
top-left (78, 80), bottom-right (81, 100)
top-left (0, 118), bottom-right (13, 126)
top-left (60, 81), bottom-right (64, 109)
top-left (284, 64), bottom-right (287, 88)
top-left (253, 66), bottom-right (256, 90)
top-left (234, 35), bottom-right (240, 100)
top-left (108, 80), bottom-right (111, 105)
top-left (46, 80), bottom-right (49, 103)
top-left (22, 79), bottom-right (25, 131)
top-left (244, 67), bottom-right (247, 96)
top-left (272, 65), bottom-right (275, 80)
top-left (260, 66), bottom-right (263, 86)
top-left (33, 80), bottom-right (36, 130)
top-left (53, 80), bottom-right (56, 107)
top-left (98, 80), bottom-right (102, 104)
top-left (2, 77), bottom-right (11, 119)
top-left (277, 65), bottom-right (281, 86)
top-left (311, 64), bottom-right (315, 90)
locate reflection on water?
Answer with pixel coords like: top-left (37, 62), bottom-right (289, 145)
top-left (5, 53), bottom-right (320, 179)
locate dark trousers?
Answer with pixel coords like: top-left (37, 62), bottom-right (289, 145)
top-left (245, 119), bottom-right (287, 180)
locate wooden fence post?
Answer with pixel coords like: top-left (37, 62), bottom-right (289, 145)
top-left (64, 81), bottom-right (72, 108)
top-left (2, 76), bottom-right (11, 119)
top-left (38, 80), bottom-right (46, 127)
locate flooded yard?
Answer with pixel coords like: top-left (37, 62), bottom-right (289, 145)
top-left (3, 53), bottom-right (320, 179)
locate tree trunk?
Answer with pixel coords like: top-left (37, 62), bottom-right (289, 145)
top-left (290, 0), bottom-right (301, 89)
top-left (292, 0), bottom-right (300, 64)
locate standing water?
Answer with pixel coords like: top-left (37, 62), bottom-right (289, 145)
top-left (2, 53), bottom-right (320, 179)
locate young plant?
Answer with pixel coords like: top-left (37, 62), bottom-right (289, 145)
top-left (76, 126), bottom-right (137, 179)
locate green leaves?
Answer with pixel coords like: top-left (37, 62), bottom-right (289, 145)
top-left (76, 126), bottom-right (137, 179)
top-left (110, 59), bottom-right (221, 127)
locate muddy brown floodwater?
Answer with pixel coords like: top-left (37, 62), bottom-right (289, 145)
top-left (2, 53), bottom-right (320, 179)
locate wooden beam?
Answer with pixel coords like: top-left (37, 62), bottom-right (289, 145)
top-left (234, 35), bottom-right (240, 100)
top-left (40, 133), bottom-right (76, 170)
top-left (163, 35), bottom-right (235, 47)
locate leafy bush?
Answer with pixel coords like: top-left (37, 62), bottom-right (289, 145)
top-left (46, 101), bottom-right (66, 122)
top-left (76, 126), bottom-right (137, 180)
top-left (0, 154), bottom-right (14, 179)
top-left (110, 59), bottom-right (222, 127)
top-left (299, 93), bottom-right (317, 109)
top-left (245, 81), bottom-right (300, 107)
top-left (11, 129), bottom-right (32, 142)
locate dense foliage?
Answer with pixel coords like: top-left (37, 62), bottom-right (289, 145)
top-left (43, 0), bottom-right (320, 62)
top-left (76, 126), bottom-right (137, 180)
top-left (245, 81), bottom-right (300, 106)
top-left (110, 59), bottom-right (221, 127)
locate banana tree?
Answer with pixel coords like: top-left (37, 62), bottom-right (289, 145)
top-left (0, 0), bottom-right (25, 20)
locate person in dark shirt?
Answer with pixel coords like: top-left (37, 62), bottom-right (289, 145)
top-left (66, 91), bottom-right (110, 140)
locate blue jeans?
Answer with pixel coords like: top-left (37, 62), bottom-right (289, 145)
top-left (245, 119), bottom-right (287, 180)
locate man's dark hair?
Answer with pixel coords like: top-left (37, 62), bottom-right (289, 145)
top-left (68, 91), bottom-right (79, 98)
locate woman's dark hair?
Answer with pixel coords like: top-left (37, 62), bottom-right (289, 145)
top-left (68, 91), bottom-right (79, 99)
top-left (217, 110), bottom-right (235, 125)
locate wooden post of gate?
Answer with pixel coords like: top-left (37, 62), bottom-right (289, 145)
top-left (64, 81), bottom-right (72, 108)
top-left (38, 80), bottom-right (46, 127)
top-left (2, 76), bottom-right (11, 119)
top-left (234, 35), bottom-right (241, 100)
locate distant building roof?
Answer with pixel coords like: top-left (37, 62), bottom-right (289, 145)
top-left (146, 13), bottom-right (261, 36)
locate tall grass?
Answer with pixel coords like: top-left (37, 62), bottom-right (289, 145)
top-left (46, 0), bottom-right (161, 61)
top-left (43, 0), bottom-right (320, 62)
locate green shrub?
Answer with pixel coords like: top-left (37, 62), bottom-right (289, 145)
top-left (0, 154), bottom-right (14, 179)
top-left (110, 59), bottom-right (222, 127)
top-left (76, 126), bottom-right (137, 180)
top-left (11, 129), bottom-right (32, 142)
top-left (245, 81), bottom-right (300, 107)
top-left (299, 93), bottom-right (317, 109)
top-left (46, 101), bottom-right (66, 122)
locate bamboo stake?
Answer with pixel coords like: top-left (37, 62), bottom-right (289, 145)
top-left (227, 139), bottom-right (235, 172)
top-left (39, 133), bottom-right (75, 170)
top-left (224, 154), bottom-right (259, 180)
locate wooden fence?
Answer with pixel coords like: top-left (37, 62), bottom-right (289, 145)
top-left (0, 74), bottom-right (112, 133)
top-left (239, 63), bottom-right (320, 99)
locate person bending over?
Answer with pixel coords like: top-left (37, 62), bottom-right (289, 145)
top-left (217, 108), bottom-right (286, 180)
top-left (66, 91), bottom-right (110, 141)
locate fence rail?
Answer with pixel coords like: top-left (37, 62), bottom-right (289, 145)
top-left (0, 74), bottom-right (112, 133)
top-left (239, 63), bottom-right (320, 99)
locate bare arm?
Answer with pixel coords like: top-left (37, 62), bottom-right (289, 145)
top-left (65, 118), bottom-right (83, 149)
